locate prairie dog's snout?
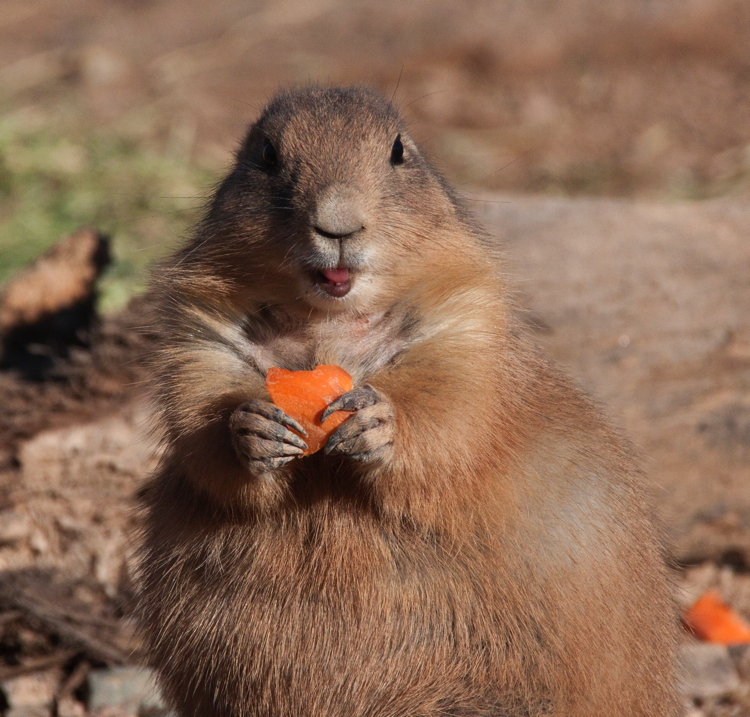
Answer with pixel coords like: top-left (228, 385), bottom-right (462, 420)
top-left (313, 183), bottom-right (366, 239)
top-left (307, 183), bottom-right (369, 298)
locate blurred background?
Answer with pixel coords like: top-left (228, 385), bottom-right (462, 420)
top-left (0, 1), bottom-right (749, 715)
top-left (2, 0), bottom-right (750, 306)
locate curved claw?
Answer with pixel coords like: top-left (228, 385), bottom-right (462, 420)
top-left (348, 447), bottom-right (390, 463)
top-left (246, 436), bottom-right (305, 457)
top-left (321, 385), bottom-right (380, 422)
top-left (324, 412), bottom-right (383, 455)
top-left (323, 395), bottom-right (394, 465)
top-left (238, 399), bottom-right (307, 437)
top-left (252, 417), bottom-right (307, 451)
top-left (249, 455), bottom-right (297, 472)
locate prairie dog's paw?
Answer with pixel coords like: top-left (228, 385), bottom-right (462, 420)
top-left (323, 385), bottom-right (394, 464)
top-left (230, 399), bottom-right (307, 476)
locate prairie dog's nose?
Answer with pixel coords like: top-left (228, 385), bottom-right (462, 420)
top-left (314, 184), bottom-right (365, 238)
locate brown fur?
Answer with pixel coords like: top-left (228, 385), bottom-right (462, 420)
top-left (138, 86), bottom-right (679, 716)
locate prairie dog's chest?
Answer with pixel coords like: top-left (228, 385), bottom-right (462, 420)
top-left (245, 310), bottom-right (412, 382)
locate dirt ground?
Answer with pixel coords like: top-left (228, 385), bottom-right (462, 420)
top-left (1, 1), bottom-right (750, 715)
top-left (4, 197), bottom-right (750, 716)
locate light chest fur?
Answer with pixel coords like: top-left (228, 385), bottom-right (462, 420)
top-left (239, 305), bottom-right (415, 382)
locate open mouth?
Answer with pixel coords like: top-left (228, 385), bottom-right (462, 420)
top-left (315, 267), bottom-right (352, 298)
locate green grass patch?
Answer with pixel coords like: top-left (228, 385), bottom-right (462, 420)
top-left (0, 116), bottom-right (215, 312)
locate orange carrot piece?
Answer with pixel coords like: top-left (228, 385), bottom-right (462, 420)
top-left (683, 590), bottom-right (750, 645)
top-left (266, 365), bottom-right (354, 455)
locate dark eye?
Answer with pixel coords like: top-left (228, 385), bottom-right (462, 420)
top-left (390, 135), bottom-right (404, 165)
top-left (261, 140), bottom-right (278, 167)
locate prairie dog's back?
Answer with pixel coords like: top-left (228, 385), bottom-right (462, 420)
top-left (139, 85), bottom-right (678, 717)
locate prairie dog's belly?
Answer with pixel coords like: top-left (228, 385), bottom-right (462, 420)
top-left (152, 519), bottom-right (518, 716)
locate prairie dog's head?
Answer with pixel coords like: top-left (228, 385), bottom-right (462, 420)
top-left (199, 86), bottom-right (471, 315)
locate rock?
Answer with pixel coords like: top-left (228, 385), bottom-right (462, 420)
top-left (18, 408), bottom-right (156, 493)
top-left (5, 708), bottom-right (50, 717)
top-left (0, 228), bottom-right (109, 333)
top-left (57, 696), bottom-right (86, 717)
top-left (14, 404), bottom-right (158, 590)
top-left (729, 643), bottom-right (750, 681)
top-left (1, 669), bottom-right (59, 712)
top-left (679, 643), bottom-right (741, 699)
top-left (88, 667), bottom-right (165, 712)
top-left (0, 227), bottom-right (110, 378)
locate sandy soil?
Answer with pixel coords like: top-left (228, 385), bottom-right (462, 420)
top-left (1, 1), bottom-right (750, 715)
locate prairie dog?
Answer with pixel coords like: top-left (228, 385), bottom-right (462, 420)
top-left (139, 86), bottom-right (678, 716)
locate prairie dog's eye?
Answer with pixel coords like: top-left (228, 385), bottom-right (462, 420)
top-left (262, 140), bottom-right (278, 167)
top-left (390, 135), bottom-right (404, 165)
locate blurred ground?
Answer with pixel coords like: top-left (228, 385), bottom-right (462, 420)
top-left (3, 0), bottom-right (750, 197)
top-left (1, 0), bottom-right (749, 715)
